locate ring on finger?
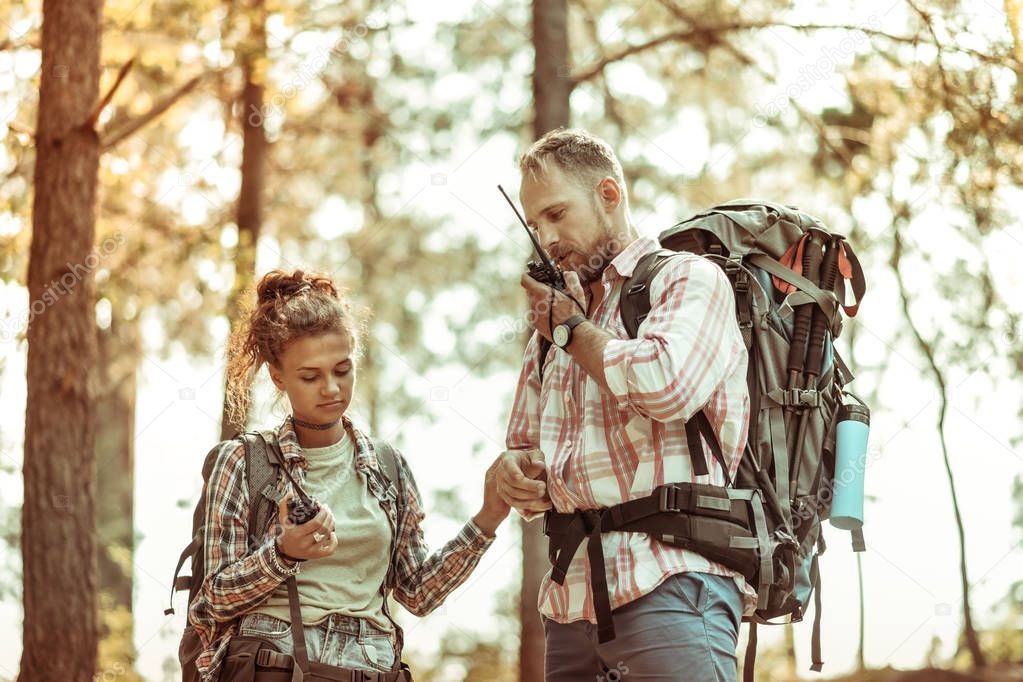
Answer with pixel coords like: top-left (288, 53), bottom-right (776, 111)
top-left (312, 531), bottom-right (325, 543)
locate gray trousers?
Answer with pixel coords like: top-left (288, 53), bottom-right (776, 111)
top-left (543, 572), bottom-right (742, 682)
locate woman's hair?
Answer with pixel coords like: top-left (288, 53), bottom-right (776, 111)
top-left (224, 269), bottom-right (363, 426)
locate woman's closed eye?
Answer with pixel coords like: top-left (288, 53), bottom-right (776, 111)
top-left (301, 370), bottom-right (349, 382)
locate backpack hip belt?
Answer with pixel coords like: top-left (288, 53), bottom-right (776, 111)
top-left (543, 481), bottom-right (780, 644)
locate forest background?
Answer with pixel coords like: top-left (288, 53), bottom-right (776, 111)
top-left (1, 0), bottom-right (1023, 680)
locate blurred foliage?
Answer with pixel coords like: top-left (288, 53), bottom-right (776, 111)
top-left (96, 595), bottom-right (144, 682)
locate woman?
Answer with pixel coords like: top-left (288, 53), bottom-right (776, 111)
top-left (188, 269), bottom-right (510, 681)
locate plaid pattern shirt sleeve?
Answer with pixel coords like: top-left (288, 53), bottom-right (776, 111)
top-left (389, 446), bottom-right (495, 616)
top-left (603, 253), bottom-right (746, 427)
top-left (189, 440), bottom-right (299, 680)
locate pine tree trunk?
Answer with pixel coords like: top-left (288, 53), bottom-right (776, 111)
top-left (220, 0), bottom-right (267, 441)
top-left (783, 622), bottom-right (797, 678)
top-left (520, 3), bottom-right (570, 680)
top-left (21, 0), bottom-right (104, 678)
top-left (96, 318), bottom-right (139, 669)
top-left (532, 0), bottom-right (572, 136)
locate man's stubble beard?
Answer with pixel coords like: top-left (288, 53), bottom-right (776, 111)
top-left (576, 211), bottom-right (620, 286)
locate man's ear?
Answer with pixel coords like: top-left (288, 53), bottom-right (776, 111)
top-left (597, 177), bottom-right (622, 210)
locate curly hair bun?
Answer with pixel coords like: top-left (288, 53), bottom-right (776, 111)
top-left (257, 270), bottom-right (338, 303)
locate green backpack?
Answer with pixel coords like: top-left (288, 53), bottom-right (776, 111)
top-left (542, 199), bottom-right (868, 680)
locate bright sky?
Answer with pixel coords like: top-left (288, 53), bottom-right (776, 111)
top-left (1, 1), bottom-right (1021, 681)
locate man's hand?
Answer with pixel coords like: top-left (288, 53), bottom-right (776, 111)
top-left (520, 270), bottom-right (586, 342)
top-left (495, 449), bottom-right (552, 514)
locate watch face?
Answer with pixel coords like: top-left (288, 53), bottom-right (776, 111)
top-left (553, 324), bottom-right (569, 348)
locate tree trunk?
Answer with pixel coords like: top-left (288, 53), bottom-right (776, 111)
top-left (532, 0), bottom-right (572, 136)
top-left (518, 518), bottom-right (549, 682)
top-left (783, 622), bottom-right (797, 678)
top-left (856, 553), bottom-right (866, 670)
top-left (21, 0), bottom-right (104, 678)
top-left (96, 317), bottom-right (139, 670)
top-left (891, 229), bottom-right (986, 670)
top-left (220, 0), bottom-right (267, 441)
top-left (521, 3), bottom-right (570, 680)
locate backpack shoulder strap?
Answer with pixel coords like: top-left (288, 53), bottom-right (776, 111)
top-left (240, 431), bottom-right (283, 543)
top-left (371, 437), bottom-right (405, 516)
top-left (618, 249), bottom-right (678, 338)
top-left (536, 335), bottom-right (553, 384)
top-left (367, 437), bottom-right (411, 662)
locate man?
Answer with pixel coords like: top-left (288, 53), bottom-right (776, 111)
top-left (496, 128), bottom-right (755, 682)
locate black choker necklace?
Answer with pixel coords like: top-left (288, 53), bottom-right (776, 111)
top-left (292, 415), bottom-right (342, 430)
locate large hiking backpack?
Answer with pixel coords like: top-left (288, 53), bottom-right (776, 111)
top-left (542, 199), bottom-right (868, 680)
top-left (166, 429), bottom-right (404, 682)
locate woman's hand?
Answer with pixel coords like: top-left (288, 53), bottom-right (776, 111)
top-left (494, 449), bottom-right (551, 514)
top-left (473, 455), bottom-right (514, 537)
top-left (274, 493), bottom-right (337, 563)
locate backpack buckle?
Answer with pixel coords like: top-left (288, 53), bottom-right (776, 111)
top-left (734, 269), bottom-right (750, 294)
top-left (783, 388), bottom-right (818, 407)
top-left (794, 389), bottom-right (818, 407)
top-left (658, 485), bottom-right (681, 513)
top-left (255, 648), bottom-right (291, 669)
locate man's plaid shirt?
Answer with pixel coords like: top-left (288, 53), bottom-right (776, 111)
top-left (505, 236), bottom-right (757, 625)
top-left (188, 415), bottom-right (494, 680)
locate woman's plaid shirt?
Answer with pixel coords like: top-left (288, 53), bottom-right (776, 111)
top-left (188, 415), bottom-right (494, 680)
top-left (505, 236), bottom-right (758, 625)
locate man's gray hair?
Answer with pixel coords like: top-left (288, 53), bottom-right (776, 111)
top-left (519, 128), bottom-right (627, 202)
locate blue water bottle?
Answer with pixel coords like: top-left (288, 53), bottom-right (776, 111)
top-left (829, 402), bottom-right (870, 531)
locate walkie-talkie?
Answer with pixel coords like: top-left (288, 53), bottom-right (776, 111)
top-left (498, 184), bottom-right (566, 291)
top-left (266, 440), bottom-right (322, 525)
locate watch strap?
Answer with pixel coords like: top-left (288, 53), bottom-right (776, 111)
top-left (562, 314), bottom-right (587, 330)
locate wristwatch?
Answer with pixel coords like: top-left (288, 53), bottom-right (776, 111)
top-left (552, 314), bottom-right (587, 349)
